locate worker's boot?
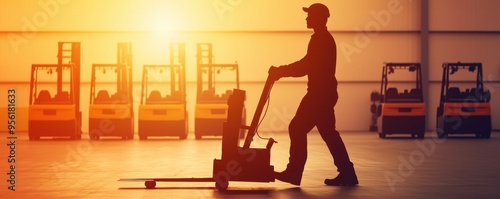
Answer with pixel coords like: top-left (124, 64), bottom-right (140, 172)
top-left (274, 169), bottom-right (302, 186)
top-left (324, 169), bottom-right (358, 186)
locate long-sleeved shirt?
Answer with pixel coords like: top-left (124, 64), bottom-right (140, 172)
top-left (277, 26), bottom-right (338, 96)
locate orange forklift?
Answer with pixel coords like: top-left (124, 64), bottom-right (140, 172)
top-left (29, 42), bottom-right (82, 140)
top-left (436, 62), bottom-right (491, 138)
top-left (194, 43), bottom-right (245, 139)
top-left (376, 63), bottom-right (425, 139)
top-left (89, 43), bottom-right (134, 140)
top-left (138, 43), bottom-right (188, 139)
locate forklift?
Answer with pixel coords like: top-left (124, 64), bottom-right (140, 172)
top-left (89, 43), bottom-right (134, 140)
top-left (194, 43), bottom-right (245, 139)
top-left (29, 42), bottom-right (82, 140)
top-left (376, 63), bottom-right (425, 139)
top-left (120, 75), bottom-right (277, 191)
top-left (138, 43), bottom-right (188, 140)
top-left (436, 62), bottom-right (491, 139)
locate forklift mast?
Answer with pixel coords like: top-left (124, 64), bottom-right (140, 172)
top-left (117, 42), bottom-right (133, 101)
top-left (197, 43), bottom-right (214, 97)
top-left (170, 43), bottom-right (186, 103)
top-left (196, 43), bottom-right (240, 103)
top-left (58, 42), bottom-right (81, 113)
top-left (30, 42), bottom-right (80, 105)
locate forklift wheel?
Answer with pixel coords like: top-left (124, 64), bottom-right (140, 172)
top-left (378, 133), bottom-right (386, 138)
top-left (215, 182), bottom-right (228, 191)
top-left (145, 181), bottom-right (156, 189)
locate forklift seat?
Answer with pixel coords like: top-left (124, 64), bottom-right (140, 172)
top-left (446, 87), bottom-right (461, 101)
top-left (147, 90), bottom-right (164, 104)
top-left (410, 88), bottom-right (422, 100)
top-left (55, 91), bottom-right (71, 103)
top-left (385, 87), bottom-right (399, 100)
top-left (35, 90), bottom-right (52, 104)
top-left (166, 91), bottom-right (181, 101)
top-left (111, 91), bottom-right (129, 104)
top-left (95, 90), bottom-right (110, 104)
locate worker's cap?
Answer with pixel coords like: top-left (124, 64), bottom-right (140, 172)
top-left (303, 3), bottom-right (330, 18)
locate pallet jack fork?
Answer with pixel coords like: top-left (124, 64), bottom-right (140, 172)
top-left (120, 76), bottom-right (277, 191)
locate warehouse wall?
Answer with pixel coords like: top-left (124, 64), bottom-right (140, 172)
top-left (1, 0), bottom-right (499, 133)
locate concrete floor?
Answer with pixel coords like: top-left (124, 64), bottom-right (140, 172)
top-left (1, 131), bottom-right (500, 199)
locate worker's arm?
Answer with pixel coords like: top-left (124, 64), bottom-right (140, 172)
top-left (269, 36), bottom-right (322, 78)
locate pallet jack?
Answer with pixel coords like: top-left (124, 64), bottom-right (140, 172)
top-left (436, 62), bottom-right (492, 138)
top-left (119, 75), bottom-right (277, 191)
top-left (29, 42), bottom-right (82, 140)
top-left (138, 43), bottom-right (188, 139)
top-left (89, 43), bottom-right (134, 140)
top-left (194, 43), bottom-right (246, 139)
top-left (376, 63), bottom-right (425, 138)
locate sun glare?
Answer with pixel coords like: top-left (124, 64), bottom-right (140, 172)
top-left (147, 8), bottom-right (184, 34)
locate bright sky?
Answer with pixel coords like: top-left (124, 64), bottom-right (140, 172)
top-left (0, 0), bottom-right (419, 31)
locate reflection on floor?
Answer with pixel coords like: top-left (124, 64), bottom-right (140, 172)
top-left (1, 131), bottom-right (500, 199)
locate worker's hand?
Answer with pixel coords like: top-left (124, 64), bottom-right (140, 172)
top-left (268, 66), bottom-right (281, 81)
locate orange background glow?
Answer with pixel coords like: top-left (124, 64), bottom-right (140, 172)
top-left (1, 0), bottom-right (500, 132)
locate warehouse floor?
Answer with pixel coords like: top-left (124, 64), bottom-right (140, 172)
top-left (2, 131), bottom-right (500, 199)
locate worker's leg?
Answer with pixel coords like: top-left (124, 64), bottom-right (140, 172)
top-left (316, 105), bottom-right (358, 186)
top-left (275, 95), bottom-right (316, 185)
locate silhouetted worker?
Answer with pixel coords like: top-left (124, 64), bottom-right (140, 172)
top-left (269, 3), bottom-right (358, 186)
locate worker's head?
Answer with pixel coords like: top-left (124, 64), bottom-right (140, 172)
top-left (303, 3), bottom-right (329, 29)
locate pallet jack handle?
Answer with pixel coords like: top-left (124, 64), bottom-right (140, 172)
top-left (243, 75), bottom-right (276, 149)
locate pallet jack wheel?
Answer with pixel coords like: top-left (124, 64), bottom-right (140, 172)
top-left (145, 181), bottom-right (156, 189)
top-left (215, 182), bottom-right (228, 191)
top-left (378, 133), bottom-right (386, 138)
top-left (195, 134), bottom-right (202, 140)
top-left (179, 134), bottom-right (188, 140)
top-left (139, 135), bottom-right (147, 140)
top-left (417, 133), bottom-right (424, 139)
